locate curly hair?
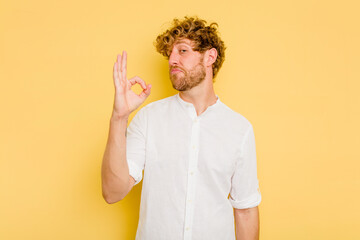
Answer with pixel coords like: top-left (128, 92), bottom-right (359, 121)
top-left (155, 16), bottom-right (226, 79)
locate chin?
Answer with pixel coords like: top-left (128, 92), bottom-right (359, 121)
top-left (172, 84), bottom-right (185, 91)
top-left (170, 78), bottom-right (184, 90)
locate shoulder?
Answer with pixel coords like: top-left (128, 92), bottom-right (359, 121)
top-left (142, 95), bottom-right (176, 111)
top-left (129, 95), bottom-right (177, 129)
top-left (133, 95), bottom-right (177, 118)
top-left (217, 101), bottom-right (253, 131)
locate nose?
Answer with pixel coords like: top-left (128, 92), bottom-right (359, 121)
top-left (169, 50), bottom-right (179, 66)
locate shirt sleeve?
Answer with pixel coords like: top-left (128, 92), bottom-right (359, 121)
top-left (126, 108), bottom-right (147, 186)
top-left (229, 124), bottom-right (262, 209)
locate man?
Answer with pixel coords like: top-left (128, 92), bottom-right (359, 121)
top-left (101, 17), bottom-right (261, 240)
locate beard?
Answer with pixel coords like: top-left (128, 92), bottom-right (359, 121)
top-left (169, 62), bottom-right (206, 91)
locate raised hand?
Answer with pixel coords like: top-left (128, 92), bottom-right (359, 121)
top-left (112, 51), bottom-right (151, 119)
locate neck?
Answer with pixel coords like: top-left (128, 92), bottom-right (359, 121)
top-left (178, 76), bottom-right (217, 116)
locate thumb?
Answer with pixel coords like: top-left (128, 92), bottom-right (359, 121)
top-left (140, 84), bottom-right (152, 98)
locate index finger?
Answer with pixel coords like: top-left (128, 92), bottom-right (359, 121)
top-left (121, 51), bottom-right (127, 81)
top-left (129, 76), bottom-right (147, 90)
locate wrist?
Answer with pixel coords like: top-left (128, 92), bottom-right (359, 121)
top-left (110, 113), bottom-right (129, 124)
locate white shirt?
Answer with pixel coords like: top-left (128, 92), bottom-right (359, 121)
top-left (126, 94), bottom-right (261, 240)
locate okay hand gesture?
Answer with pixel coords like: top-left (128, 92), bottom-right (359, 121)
top-left (112, 51), bottom-right (151, 119)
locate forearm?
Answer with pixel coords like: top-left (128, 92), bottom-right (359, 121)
top-left (101, 51), bottom-right (150, 203)
top-left (101, 115), bottom-right (131, 203)
top-left (234, 206), bottom-right (259, 240)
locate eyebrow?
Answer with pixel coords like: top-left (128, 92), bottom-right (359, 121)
top-left (174, 40), bottom-right (193, 46)
top-left (176, 40), bottom-right (188, 44)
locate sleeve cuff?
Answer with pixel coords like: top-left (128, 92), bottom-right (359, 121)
top-left (128, 161), bottom-right (143, 186)
top-left (229, 191), bottom-right (262, 209)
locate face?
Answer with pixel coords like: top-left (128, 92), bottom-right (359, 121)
top-left (168, 39), bottom-right (206, 91)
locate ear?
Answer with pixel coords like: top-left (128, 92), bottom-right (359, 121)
top-left (204, 48), bottom-right (218, 67)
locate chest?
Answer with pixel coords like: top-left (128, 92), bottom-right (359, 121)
top-left (145, 117), bottom-right (241, 177)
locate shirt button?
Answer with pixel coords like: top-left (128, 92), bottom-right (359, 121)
top-left (190, 171), bottom-right (194, 175)
top-left (192, 145), bottom-right (196, 149)
top-left (186, 227), bottom-right (190, 231)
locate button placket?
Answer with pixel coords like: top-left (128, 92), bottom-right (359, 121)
top-left (183, 117), bottom-right (200, 240)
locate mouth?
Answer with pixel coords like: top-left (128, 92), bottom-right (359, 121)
top-left (170, 67), bottom-right (183, 74)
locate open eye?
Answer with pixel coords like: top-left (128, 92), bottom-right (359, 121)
top-left (180, 49), bottom-right (187, 53)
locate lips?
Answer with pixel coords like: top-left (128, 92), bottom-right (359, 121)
top-left (170, 67), bottom-right (184, 74)
top-left (171, 69), bottom-right (182, 73)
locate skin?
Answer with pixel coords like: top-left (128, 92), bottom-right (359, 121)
top-left (101, 39), bottom-right (259, 239)
top-left (169, 40), bottom-right (206, 91)
top-left (234, 206), bottom-right (260, 240)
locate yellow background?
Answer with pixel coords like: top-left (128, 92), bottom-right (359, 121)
top-left (1, 0), bottom-right (359, 239)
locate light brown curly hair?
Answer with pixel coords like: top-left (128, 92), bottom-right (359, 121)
top-left (155, 16), bottom-right (226, 79)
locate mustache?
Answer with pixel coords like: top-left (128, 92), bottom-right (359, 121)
top-left (169, 66), bottom-right (185, 72)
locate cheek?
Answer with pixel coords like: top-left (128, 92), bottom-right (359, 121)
top-left (181, 60), bottom-right (193, 70)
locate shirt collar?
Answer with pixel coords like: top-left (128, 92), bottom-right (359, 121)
top-left (175, 93), bottom-right (221, 119)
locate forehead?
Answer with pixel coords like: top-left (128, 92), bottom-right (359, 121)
top-left (173, 38), bottom-right (195, 48)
